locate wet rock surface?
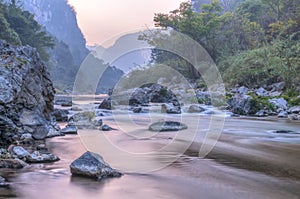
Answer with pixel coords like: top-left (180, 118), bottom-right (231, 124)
top-left (149, 121), bottom-right (188, 132)
top-left (70, 151), bottom-right (122, 180)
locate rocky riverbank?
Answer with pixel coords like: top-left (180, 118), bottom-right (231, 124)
top-left (0, 40), bottom-right (60, 183)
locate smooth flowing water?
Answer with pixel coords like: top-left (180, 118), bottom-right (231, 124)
top-left (1, 109), bottom-right (300, 199)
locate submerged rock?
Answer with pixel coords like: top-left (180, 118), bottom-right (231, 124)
top-left (101, 124), bottom-right (115, 131)
top-left (70, 151), bottom-right (122, 180)
top-left (149, 121), bottom-right (188, 132)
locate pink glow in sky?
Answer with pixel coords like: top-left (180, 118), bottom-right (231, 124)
top-left (67, 0), bottom-right (184, 47)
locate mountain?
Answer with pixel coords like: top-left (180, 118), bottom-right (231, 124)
top-left (20, 0), bottom-right (89, 65)
top-left (11, 0), bottom-right (90, 90)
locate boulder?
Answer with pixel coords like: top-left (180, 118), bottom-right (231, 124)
top-left (256, 87), bottom-right (268, 96)
top-left (129, 84), bottom-right (177, 106)
top-left (70, 151), bottom-right (122, 180)
top-left (61, 125), bottom-right (78, 134)
top-left (99, 98), bottom-right (112, 110)
top-left (52, 109), bottom-right (69, 122)
top-left (161, 104), bottom-right (181, 114)
top-left (227, 94), bottom-right (258, 115)
top-left (26, 151), bottom-right (60, 163)
top-left (237, 86), bottom-right (249, 95)
top-left (271, 82), bottom-right (285, 92)
top-left (289, 106), bottom-right (300, 114)
top-left (129, 88), bottom-right (149, 106)
top-left (101, 124), bottom-right (114, 131)
top-left (12, 146), bottom-right (30, 159)
top-left (278, 111), bottom-right (288, 118)
top-left (188, 105), bottom-right (205, 113)
top-left (268, 98), bottom-right (289, 110)
top-left (0, 158), bottom-right (28, 169)
top-left (149, 121), bottom-right (188, 132)
top-left (255, 110), bottom-right (268, 117)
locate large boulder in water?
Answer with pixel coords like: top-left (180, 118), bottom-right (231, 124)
top-left (129, 84), bottom-right (177, 106)
top-left (70, 151), bottom-right (122, 180)
top-left (0, 40), bottom-right (55, 146)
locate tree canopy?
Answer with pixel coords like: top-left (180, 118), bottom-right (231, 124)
top-left (142, 0), bottom-right (300, 89)
top-left (0, 0), bottom-right (54, 60)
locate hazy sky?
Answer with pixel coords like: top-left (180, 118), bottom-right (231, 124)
top-left (67, 0), bottom-right (183, 47)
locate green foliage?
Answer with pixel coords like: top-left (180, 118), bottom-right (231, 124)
top-left (0, 1), bottom-right (54, 61)
top-left (142, 0), bottom-right (299, 94)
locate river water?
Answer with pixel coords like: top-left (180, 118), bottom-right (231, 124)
top-left (1, 107), bottom-right (300, 199)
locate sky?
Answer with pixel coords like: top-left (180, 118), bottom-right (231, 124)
top-left (67, 0), bottom-right (184, 47)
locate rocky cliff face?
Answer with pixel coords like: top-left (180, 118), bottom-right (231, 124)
top-left (21, 0), bottom-right (89, 65)
top-left (0, 40), bottom-right (55, 147)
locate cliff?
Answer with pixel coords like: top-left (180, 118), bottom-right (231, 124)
top-left (0, 40), bottom-right (55, 147)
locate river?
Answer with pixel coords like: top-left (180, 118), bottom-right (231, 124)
top-left (1, 106), bottom-right (300, 199)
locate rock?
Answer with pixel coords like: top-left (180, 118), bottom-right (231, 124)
top-left (99, 98), bottom-right (112, 110)
top-left (129, 88), bottom-right (149, 106)
top-left (237, 86), bottom-right (249, 95)
top-left (46, 126), bottom-right (64, 138)
top-left (149, 121), bottom-right (188, 132)
top-left (132, 107), bottom-right (148, 113)
top-left (54, 98), bottom-right (72, 106)
top-left (96, 119), bottom-right (103, 127)
top-left (256, 87), bottom-right (268, 96)
top-left (196, 91), bottom-right (211, 104)
top-left (61, 124), bottom-right (78, 134)
top-left (52, 109), bottom-right (69, 122)
top-left (289, 106), bottom-right (300, 114)
top-left (272, 130), bottom-right (297, 134)
top-left (148, 84), bottom-right (176, 103)
top-left (20, 133), bottom-right (32, 140)
top-left (12, 146), bottom-right (30, 159)
top-left (101, 124), bottom-right (114, 131)
top-left (269, 98), bottom-right (289, 110)
top-left (70, 151), bottom-right (122, 180)
top-left (271, 82), bottom-right (285, 92)
top-left (0, 176), bottom-right (9, 187)
top-left (0, 158), bottom-right (28, 169)
top-left (278, 111), bottom-right (288, 118)
top-left (129, 84), bottom-right (177, 106)
top-left (288, 114), bottom-right (300, 121)
top-left (61, 101), bottom-right (72, 107)
top-left (269, 91), bottom-right (282, 97)
top-left (227, 94), bottom-right (258, 115)
top-left (161, 104), bottom-right (181, 114)
top-left (188, 105), bottom-right (205, 113)
top-left (255, 110), bottom-right (268, 117)
top-left (26, 151), bottom-right (60, 163)
top-left (71, 111), bottom-right (96, 129)
top-left (0, 40), bottom-right (55, 147)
